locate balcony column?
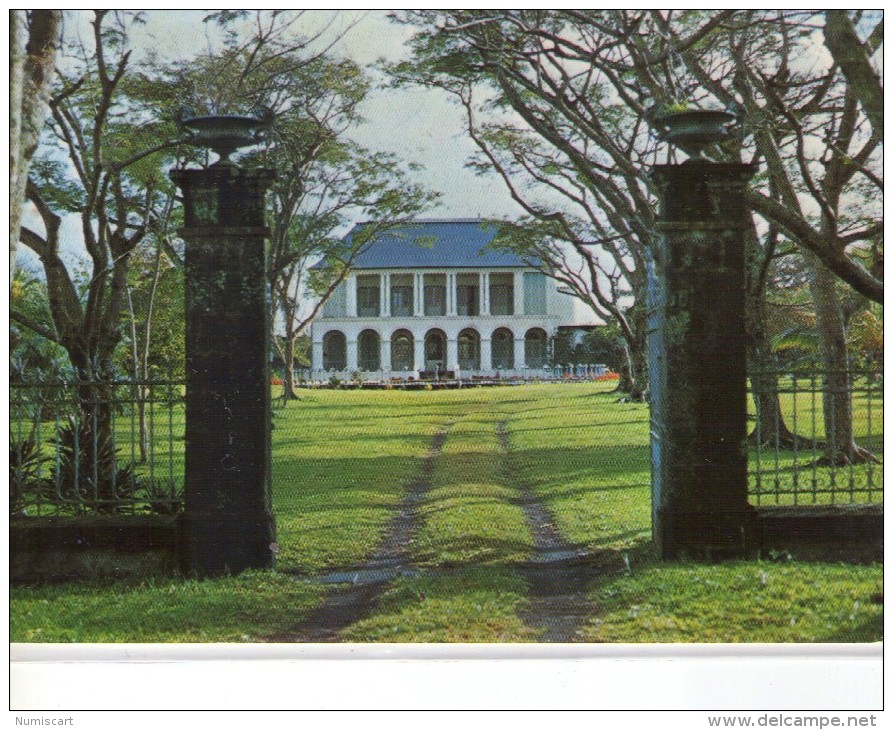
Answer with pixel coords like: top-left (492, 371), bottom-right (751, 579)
top-left (480, 337), bottom-right (493, 373)
top-left (446, 272), bottom-right (456, 316)
top-left (379, 333), bottom-right (391, 373)
top-left (413, 335), bottom-right (425, 373)
top-left (346, 275), bottom-right (357, 318)
top-left (346, 338), bottom-right (358, 372)
top-left (481, 272), bottom-right (490, 315)
top-left (382, 273), bottom-right (390, 317)
top-left (311, 340), bottom-right (324, 372)
top-left (513, 271), bottom-right (524, 316)
top-left (414, 273), bottom-right (423, 316)
top-left (447, 337), bottom-right (459, 373)
top-left (514, 336), bottom-right (526, 373)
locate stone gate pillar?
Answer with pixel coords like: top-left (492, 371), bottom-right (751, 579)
top-left (648, 161), bottom-right (756, 559)
top-left (171, 162), bottom-right (277, 576)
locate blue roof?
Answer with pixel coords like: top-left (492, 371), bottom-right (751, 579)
top-left (312, 219), bottom-right (530, 270)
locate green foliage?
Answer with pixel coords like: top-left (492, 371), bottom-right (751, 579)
top-left (10, 273), bottom-right (69, 376)
top-left (848, 305), bottom-right (883, 367)
top-left (139, 479), bottom-right (184, 516)
top-left (552, 325), bottom-right (625, 368)
top-left (9, 435), bottom-right (50, 516)
top-left (19, 10), bottom-right (188, 391)
top-left (771, 326), bottom-right (820, 365)
top-left (51, 415), bottom-right (143, 515)
top-left (117, 246), bottom-right (185, 377)
top-left (27, 159), bottom-right (85, 213)
top-left (769, 286), bottom-right (884, 369)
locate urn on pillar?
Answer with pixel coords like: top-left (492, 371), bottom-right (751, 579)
top-left (170, 109), bottom-right (277, 576)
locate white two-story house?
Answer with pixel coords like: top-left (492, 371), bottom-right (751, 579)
top-left (309, 219), bottom-right (585, 380)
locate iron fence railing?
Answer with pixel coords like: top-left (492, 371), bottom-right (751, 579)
top-left (747, 369), bottom-right (883, 506)
top-left (10, 376), bottom-right (185, 516)
top-left (12, 368), bottom-right (880, 514)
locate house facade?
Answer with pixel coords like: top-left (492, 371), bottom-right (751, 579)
top-left (309, 219), bottom-right (585, 380)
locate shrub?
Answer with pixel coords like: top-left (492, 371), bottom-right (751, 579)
top-left (51, 416), bottom-right (143, 514)
top-left (140, 479), bottom-right (184, 515)
top-left (9, 435), bottom-right (50, 516)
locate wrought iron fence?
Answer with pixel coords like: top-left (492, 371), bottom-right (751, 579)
top-left (747, 368), bottom-right (883, 506)
top-left (10, 375), bottom-right (185, 516)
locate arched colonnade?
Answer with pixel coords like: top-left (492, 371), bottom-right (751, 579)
top-left (320, 326), bottom-right (549, 374)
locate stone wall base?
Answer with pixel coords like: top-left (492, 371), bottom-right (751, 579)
top-left (11, 515), bottom-right (180, 583)
top-left (656, 504), bottom-right (882, 562)
top-left (654, 508), bottom-right (758, 560)
top-left (756, 504), bottom-right (883, 562)
top-left (11, 503), bottom-right (881, 583)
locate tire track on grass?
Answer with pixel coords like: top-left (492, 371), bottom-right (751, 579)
top-left (265, 423), bottom-right (451, 642)
top-left (496, 420), bottom-right (602, 642)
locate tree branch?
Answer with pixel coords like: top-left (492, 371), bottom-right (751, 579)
top-left (10, 308), bottom-right (62, 344)
top-left (823, 10), bottom-right (883, 139)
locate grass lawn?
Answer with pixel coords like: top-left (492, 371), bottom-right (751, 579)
top-left (10, 382), bottom-right (883, 643)
top-left (581, 560), bottom-right (883, 643)
top-left (341, 569), bottom-right (536, 642)
top-left (10, 572), bottom-right (326, 642)
top-left (271, 389), bottom-right (451, 572)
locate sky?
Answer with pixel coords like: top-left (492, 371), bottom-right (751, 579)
top-left (18, 10), bottom-right (527, 268)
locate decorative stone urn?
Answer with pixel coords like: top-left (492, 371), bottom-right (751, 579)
top-left (175, 106), bottom-right (274, 164)
top-left (649, 108), bottom-right (738, 160)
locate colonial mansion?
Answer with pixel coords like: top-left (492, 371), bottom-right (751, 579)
top-left (309, 219), bottom-right (593, 380)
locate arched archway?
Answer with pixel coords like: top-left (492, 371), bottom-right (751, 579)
top-left (525, 328), bottom-right (548, 369)
top-left (322, 330), bottom-right (346, 370)
top-left (458, 328), bottom-right (480, 370)
top-left (391, 329), bottom-right (415, 371)
top-left (424, 328), bottom-right (447, 371)
top-left (358, 329), bottom-right (381, 371)
top-left (491, 327), bottom-right (514, 370)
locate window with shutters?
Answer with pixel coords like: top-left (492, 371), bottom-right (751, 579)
top-left (424, 274), bottom-right (446, 316)
top-left (489, 273), bottom-right (514, 316)
top-left (357, 275), bottom-right (380, 317)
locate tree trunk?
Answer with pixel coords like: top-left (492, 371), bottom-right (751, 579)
top-left (616, 306), bottom-right (649, 401)
top-left (10, 11), bottom-right (25, 280)
top-left (807, 254), bottom-right (876, 464)
top-left (745, 266), bottom-right (808, 448)
top-left (281, 335), bottom-right (301, 401)
top-left (9, 10), bottom-right (61, 282)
